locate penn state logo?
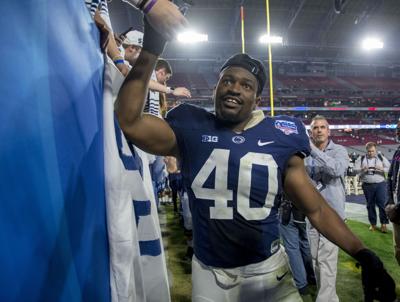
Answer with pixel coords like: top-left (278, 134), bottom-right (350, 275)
top-left (275, 120), bottom-right (298, 135)
top-left (232, 136), bottom-right (245, 144)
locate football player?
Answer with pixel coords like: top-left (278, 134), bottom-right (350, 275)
top-left (115, 18), bottom-right (396, 302)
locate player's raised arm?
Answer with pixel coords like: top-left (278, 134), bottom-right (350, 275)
top-left (115, 18), bottom-right (179, 157)
top-left (283, 154), bottom-right (396, 301)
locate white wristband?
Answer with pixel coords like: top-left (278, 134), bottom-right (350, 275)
top-left (166, 87), bottom-right (174, 94)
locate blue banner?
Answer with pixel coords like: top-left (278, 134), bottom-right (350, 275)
top-left (0, 1), bottom-right (110, 301)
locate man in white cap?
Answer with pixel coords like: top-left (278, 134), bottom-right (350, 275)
top-left (121, 30), bottom-right (144, 66)
top-left (117, 30), bottom-right (190, 102)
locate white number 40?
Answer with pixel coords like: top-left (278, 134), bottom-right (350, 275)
top-left (191, 149), bottom-right (278, 220)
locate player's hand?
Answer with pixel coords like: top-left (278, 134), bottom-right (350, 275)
top-left (385, 204), bottom-right (400, 224)
top-left (145, 0), bottom-right (188, 40)
top-left (172, 87), bottom-right (191, 98)
top-left (354, 249), bottom-right (396, 302)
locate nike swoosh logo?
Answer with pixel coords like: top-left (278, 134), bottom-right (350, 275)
top-left (276, 271), bottom-right (288, 281)
top-left (258, 140), bottom-right (274, 146)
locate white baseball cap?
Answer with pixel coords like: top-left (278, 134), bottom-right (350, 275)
top-left (123, 30), bottom-right (143, 47)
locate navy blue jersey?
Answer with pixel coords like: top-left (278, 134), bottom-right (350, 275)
top-left (165, 104), bottom-right (310, 268)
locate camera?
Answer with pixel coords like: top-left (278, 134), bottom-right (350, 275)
top-left (367, 167), bottom-right (376, 175)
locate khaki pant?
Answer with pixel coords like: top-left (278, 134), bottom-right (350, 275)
top-left (191, 247), bottom-right (302, 302)
top-left (308, 223), bottom-right (339, 302)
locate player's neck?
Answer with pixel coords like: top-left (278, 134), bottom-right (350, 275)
top-left (229, 117), bottom-right (252, 133)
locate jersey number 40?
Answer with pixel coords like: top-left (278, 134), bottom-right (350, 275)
top-left (191, 149), bottom-right (278, 220)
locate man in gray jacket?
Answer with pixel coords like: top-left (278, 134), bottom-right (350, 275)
top-left (305, 115), bottom-right (349, 302)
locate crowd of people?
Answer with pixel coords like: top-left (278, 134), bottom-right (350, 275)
top-left (88, 0), bottom-right (399, 301)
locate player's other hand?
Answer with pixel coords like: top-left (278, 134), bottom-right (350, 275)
top-left (146, 0), bottom-right (188, 40)
top-left (354, 249), bottom-right (396, 302)
top-left (173, 87), bottom-right (191, 98)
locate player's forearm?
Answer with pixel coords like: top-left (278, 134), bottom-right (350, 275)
top-left (285, 155), bottom-right (364, 256)
top-left (115, 50), bottom-right (158, 128)
top-left (307, 203), bottom-right (365, 256)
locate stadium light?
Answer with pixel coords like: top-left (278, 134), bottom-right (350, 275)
top-left (361, 38), bottom-right (384, 50)
top-left (259, 34), bottom-right (283, 45)
top-left (177, 31), bottom-right (208, 44)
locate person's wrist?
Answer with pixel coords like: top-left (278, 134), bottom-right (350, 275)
top-left (354, 248), bottom-right (383, 271)
top-left (142, 17), bottom-right (167, 56)
top-left (166, 87), bottom-right (174, 94)
top-left (142, 0), bottom-right (158, 14)
top-left (112, 55), bottom-right (125, 65)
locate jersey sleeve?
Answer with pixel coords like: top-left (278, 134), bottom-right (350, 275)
top-left (294, 118), bottom-right (311, 158)
top-left (165, 104), bottom-right (214, 159)
top-left (273, 115), bottom-right (311, 158)
top-left (165, 104), bottom-right (185, 153)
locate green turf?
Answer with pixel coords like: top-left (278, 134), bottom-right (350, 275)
top-left (164, 206), bottom-right (192, 302)
top-left (337, 220), bottom-right (400, 301)
top-left (164, 205), bottom-right (400, 301)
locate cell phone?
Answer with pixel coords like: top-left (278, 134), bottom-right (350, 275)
top-left (119, 26), bottom-right (134, 40)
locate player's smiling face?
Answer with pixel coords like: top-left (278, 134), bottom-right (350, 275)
top-left (214, 66), bottom-right (260, 131)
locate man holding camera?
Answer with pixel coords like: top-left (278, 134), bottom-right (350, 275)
top-left (355, 142), bottom-right (391, 232)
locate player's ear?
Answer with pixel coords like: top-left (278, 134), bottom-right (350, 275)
top-left (254, 96), bottom-right (261, 109)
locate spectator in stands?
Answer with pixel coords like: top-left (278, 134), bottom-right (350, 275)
top-left (119, 32), bottom-right (191, 112)
top-left (385, 120), bottom-right (400, 264)
top-left (121, 30), bottom-right (144, 66)
top-left (279, 194), bottom-right (315, 296)
top-left (355, 142), bottom-right (390, 233)
top-left (145, 58), bottom-right (191, 117)
top-left (305, 115), bottom-right (348, 302)
top-left (87, 0), bottom-right (187, 75)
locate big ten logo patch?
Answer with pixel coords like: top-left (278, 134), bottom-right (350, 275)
top-left (202, 135), bottom-right (219, 143)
